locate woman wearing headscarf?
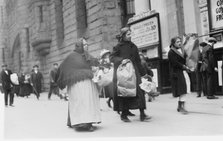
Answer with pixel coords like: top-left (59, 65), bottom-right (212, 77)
top-left (56, 38), bottom-right (101, 131)
top-left (110, 27), bottom-right (151, 122)
top-left (168, 36), bottom-right (190, 114)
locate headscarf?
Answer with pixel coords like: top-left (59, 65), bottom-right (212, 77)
top-left (116, 27), bottom-right (131, 42)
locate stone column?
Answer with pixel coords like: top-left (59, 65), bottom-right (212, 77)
top-left (134, 0), bottom-right (151, 15)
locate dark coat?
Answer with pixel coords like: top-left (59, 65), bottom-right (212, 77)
top-left (141, 60), bottom-right (153, 82)
top-left (31, 71), bottom-right (43, 93)
top-left (110, 41), bottom-right (146, 111)
top-left (168, 48), bottom-right (187, 97)
top-left (0, 69), bottom-right (13, 91)
top-left (19, 74), bottom-right (32, 97)
top-left (49, 68), bottom-right (58, 86)
top-left (200, 44), bottom-right (216, 74)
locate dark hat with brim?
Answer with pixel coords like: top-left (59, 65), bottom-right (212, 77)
top-left (33, 65), bottom-right (39, 68)
top-left (208, 37), bottom-right (217, 43)
top-left (199, 42), bottom-right (208, 47)
top-left (2, 64), bottom-right (7, 67)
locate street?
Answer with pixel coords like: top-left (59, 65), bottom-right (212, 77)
top-left (3, 92), bottom-right (223, 139)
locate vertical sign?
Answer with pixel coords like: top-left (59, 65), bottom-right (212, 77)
top-left (218, 61), bottom-right (222, 86)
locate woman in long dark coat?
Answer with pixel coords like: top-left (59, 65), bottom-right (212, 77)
top-left (19, 73), bottom-right (32, 97)
top-left (110, 27), bottom-right (151, 122)
top-left (168, 36), bottom-right (190, 114)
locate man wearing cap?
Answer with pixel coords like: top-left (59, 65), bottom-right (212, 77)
top-left (31, 65), bottom-right (43, 100)
top-left (197, 42), bottom-right (208, 97)
top-left (201, 37), bottom-right (218, 99)
top-left (48, 63), bottom-right (60, 100)
top-left (0, 64), bottom-right (14, 106)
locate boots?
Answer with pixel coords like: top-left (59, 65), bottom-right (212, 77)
top-left (120, 111), bottom-right (131, 122)
top-left (177, 101), bottom-right (188, 114)
top-left (139, 109), bottom-right (152, 121)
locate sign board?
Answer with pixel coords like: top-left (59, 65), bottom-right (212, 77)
top-left (218, 61), bottom-right (222, 86)
top-left (200, 8), bottom-right (210, 41)
top-left (130, 16), bottom-right (159, 48)
top-left (209, 0), bottom-right (223, 30)
top-left (129, 13), bottom-right (161, 59)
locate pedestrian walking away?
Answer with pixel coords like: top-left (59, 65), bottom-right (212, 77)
top-left (0, 64), bottom-right (14, 107)
top-left (56, 38), bottom-right (101, 132)
top-left (48, 63), bottom-right (60, 100)
top-left (168, 36), bottom-right (191, 114)
top-left (110, 27), bottom-right (151, 122)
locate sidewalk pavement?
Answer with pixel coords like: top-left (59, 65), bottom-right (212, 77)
top-left (3, 92), bottom-right (223, 139)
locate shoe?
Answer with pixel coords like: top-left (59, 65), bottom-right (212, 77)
top-left (127, 111), bottom-right (135, 116)
top-left (177, 101), bottom-right (182, 112)
top-left (87, 124), bottom-right (94, 132)
top-left (121, 115), bottom-right (131, 122)
top-left (140, 114), bottom-right (152, 121)
top-left (197, 95), bottom-right (201, 97)
top-left (151, 92), bottom-right (160, 97)
top-left (9, 104), bottom-right (15, 107)
top-left (67, 125), bottom-right (73, 128)
top-left (178, 101), bottom-right (188, 114)
top-left (207, 96), bottom-right (219, 99)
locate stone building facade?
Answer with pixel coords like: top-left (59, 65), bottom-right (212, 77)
top-left (1, 0), bottom-right (122, 90)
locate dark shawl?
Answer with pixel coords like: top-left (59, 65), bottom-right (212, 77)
top-left (56, 50), bottom-right (99, 89)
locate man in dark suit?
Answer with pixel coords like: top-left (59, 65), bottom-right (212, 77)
top-left (201, 37), bottom-right (218, 99)
top-left (196, 42), bottom-right (207, 97)
top-left (48, 63), bottom-right (60, 100)
top-left (31, 65), bottom-right (43, 100)
top-left (0, 64), bottom-right (14, 107)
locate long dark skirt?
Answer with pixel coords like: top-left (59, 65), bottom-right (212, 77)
top-left (19, 83), bottom-right (33, 97)
top-left (170, 71), bottom-right (187, 97)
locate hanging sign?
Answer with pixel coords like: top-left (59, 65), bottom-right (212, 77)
top-left (210, 0), bottom-right (223, 30)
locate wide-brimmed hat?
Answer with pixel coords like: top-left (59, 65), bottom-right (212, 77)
top-left (208, 37), bottom-right (217, 43)
top-left (33, 65), bottom-right (39, 68)
top-left (2, 64), bottom-right (7, 67)
top-left (100, 49), bottom-right (110, 58)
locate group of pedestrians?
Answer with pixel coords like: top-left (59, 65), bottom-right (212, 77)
top-left (196, 38), bottom-right (219, 99)
top-left (1, 26), bottom-right (221, 132)
top-left (0, 64), bottom-right (43, 106)
top-left (0, 62), bottom-right (68, 107)
top-left (168, 35), bottom-right (220, 115)
top-left (55, 27), bottom-right (160, 132)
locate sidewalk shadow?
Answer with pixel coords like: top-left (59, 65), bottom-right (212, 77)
top-left (189, 111), bottom-right (223, 116)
